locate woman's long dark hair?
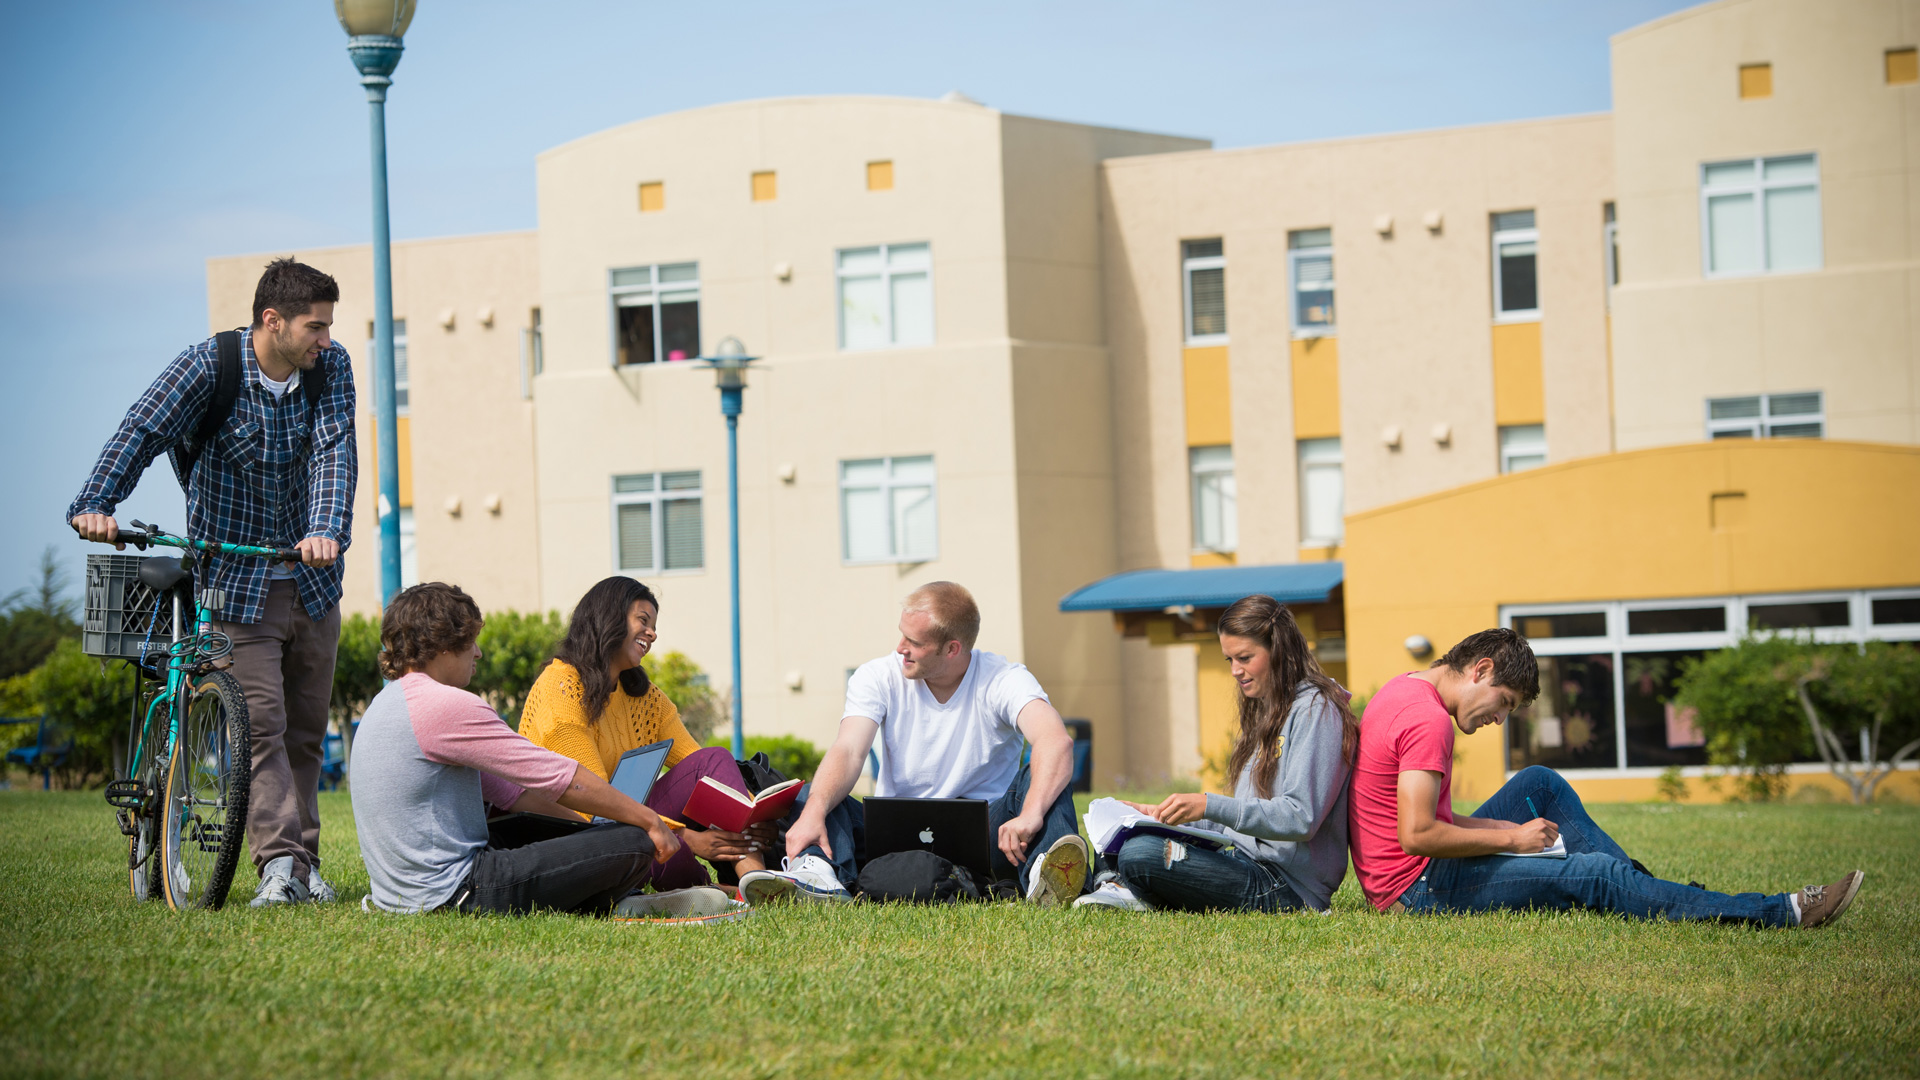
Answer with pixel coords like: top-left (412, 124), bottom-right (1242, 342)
top-left (1219, 594), bottom-right (1358, 798)
top-left (554, 576), bottom-right (658, 726)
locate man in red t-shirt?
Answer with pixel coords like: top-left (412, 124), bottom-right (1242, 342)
top-left (1347, 628), bottom-right (1862, 929)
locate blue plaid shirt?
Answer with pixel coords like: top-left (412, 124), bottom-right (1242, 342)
top-left (68, 328), bottom-right (358, 624)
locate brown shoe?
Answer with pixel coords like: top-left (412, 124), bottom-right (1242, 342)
top-left (1796, 870), bottom-right (1864, 928)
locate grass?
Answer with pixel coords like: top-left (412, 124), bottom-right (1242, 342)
top-left (2, 790), bottom-right (1918, 1079)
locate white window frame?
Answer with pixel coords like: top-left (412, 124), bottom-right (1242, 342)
top-left (1704, 391), bottom-right (1824, 440)
top-left (1492, 212), bottom-right (1540, 323)
top-left (608, 262), bottom-right (701, 366)
top-left (1297, 437), bottom-right (1345, 546)
top-left (1182, 240), bottom-right (1228, 345)
top-left (1501, 587), bottom-right (1920, 778)
top-left (1188, 445), bottom-right (1237, 554)
top-left (835, 242), bottom-right (935, 350)
top-left (1602, 202), bottom-right (1619, 304)
top-left (1288, 230), bottom-right (1335, 338)
top-left (1699, 154), bottom-right (1822, 278)
top-left (367, 318), bottom-right (411, 416)
top-left (838, 455), bottom-right (939, 565)
top-left (1499, 424), bottom-right (1549, 474)
top-left (610, 471), bottom-right (705, 576)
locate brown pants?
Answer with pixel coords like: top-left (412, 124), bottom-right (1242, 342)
top-left (219, 579), bottom-right (339, 882)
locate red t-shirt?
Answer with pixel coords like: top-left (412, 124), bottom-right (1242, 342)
top-left (1347, 674), bottom-right (1456, 910)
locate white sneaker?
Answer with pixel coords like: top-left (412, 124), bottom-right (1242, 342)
top-left (1026, 835), bottom-right (1090, 907)
top-left (306, 862), bottom-right (338, 904)
top-left (250, 855), bottom-right (311, 908)
top-left (739, 855), bottom-right (852, 905)
top-left (1074, 872), bottom-right (1155, 912)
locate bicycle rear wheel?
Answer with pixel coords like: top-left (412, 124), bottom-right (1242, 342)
top-left (161, 671), bottom-right (251, 910)
top-left (126, 695), bottom-right (168, 902)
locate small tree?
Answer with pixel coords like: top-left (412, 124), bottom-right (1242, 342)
top-left (472, 610), bottom-right (565, 725)
top-left (643, 650), bottom-right (723, 743)
top-left (1672, 635), bottom-right (1813, 801)
top-left (0, 547), bottom-right (81, 679)
top-left (27, 640), bottom-right (129, 788)
top-left (1801, 641), bottom-right (1920, 804)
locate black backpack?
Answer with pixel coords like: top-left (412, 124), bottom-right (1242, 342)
top-left (856, 850), bottom-right (983, 904)
top-left (178, 329), bottom-right (328, 483)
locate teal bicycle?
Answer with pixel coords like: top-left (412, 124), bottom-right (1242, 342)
top-left (84, 520), bottom-right (301, 910)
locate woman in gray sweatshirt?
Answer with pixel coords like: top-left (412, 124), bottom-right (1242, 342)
top-left (1101, 594), bottom-right (1357, 913)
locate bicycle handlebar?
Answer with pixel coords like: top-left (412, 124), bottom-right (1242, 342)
top-left (85, 520), bottom-right (302, 564)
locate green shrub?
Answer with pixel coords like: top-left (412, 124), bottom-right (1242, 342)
top-left (645, 650), bottom-right (723, 743)
top-left (473, 610), bottom-right (564, 725)
top-left (330, 613), bottom-right (383, 729)
top-left (705, 733), bottom-right (824, 782)
top-left (23, 640), bottom-right (129, 788)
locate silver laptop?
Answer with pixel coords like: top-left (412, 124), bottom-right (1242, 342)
top-left (592, 738), bottom-right (674, 823)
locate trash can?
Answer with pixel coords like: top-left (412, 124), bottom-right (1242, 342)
top-left (1064, 718), bottom-right (1093, 793)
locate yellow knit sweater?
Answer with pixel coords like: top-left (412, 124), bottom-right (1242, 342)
top-left (517, 660), bottom-right (703, 790)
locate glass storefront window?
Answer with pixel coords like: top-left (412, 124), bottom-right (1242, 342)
top-left (1622, 650), bottom-right (1710, 767)
top-left (1514, 611), bottom-right (1606, 639)
top-left (1508, 654), bottom-right (1617, 771)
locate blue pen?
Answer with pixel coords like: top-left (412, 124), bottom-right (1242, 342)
top-left (1526, 796), bottom-right (1540, 820)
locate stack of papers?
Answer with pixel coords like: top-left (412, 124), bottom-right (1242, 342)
top-left (1082, 797), bottom-right (1234, 856)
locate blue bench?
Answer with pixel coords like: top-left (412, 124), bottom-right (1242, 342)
top-left (3, 716), bottom-right (71, 790)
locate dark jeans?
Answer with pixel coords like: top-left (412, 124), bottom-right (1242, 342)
top-left (1398, 766), bottom-right (1795, 927)
top-left (1115, 834), bottom-right (1305, 913)
top-left (792, 764), bottom-right (1082, 891)
top-left (451, 823), bottom-right (654, 915)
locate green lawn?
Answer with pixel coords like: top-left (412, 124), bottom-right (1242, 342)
top-left (2, 790), bottom-right (1917, 1079)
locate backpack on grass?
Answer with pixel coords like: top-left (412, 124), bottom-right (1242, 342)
top-left (855, 850), bottom-right (983, 904)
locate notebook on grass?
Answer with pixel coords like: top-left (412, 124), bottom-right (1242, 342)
top-left (1082, 797), bottom-right (1234, 857)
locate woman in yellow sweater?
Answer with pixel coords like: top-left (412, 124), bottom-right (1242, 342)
top-left (518, 577), bottom-right (769, 890)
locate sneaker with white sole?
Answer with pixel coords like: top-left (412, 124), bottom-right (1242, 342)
top-left (306, 865), bottom-right (339, 904)
top-left (1025, 835), bottom-right (1089, 907)
top-left (1073, 872), bottom-right (1155, 912)
top-left (739, 855), bottom-right (852, 905)
top-left (250, 855), bottom-right (311, 908)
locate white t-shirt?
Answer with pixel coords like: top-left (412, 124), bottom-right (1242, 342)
top-left (256, 368), bottom-right (302, 579)
top-left (844, 649), bottom-right (1049, 800)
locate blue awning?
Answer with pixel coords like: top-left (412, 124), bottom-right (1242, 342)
top-left (1059, 562), bottom-right (1344, 613)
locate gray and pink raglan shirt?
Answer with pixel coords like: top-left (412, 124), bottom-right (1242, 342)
top-left (350, 673), bottom-right (579, 912)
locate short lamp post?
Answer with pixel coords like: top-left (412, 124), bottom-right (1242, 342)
top-left (701, 337), bottom-right (758, 759)
top-left (335, 0), bottom-right (417, 607)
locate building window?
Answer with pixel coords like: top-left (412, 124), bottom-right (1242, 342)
top-left (1738, 62), bottom-right (1773, 99)
top-left (1700, 154), bottom-right (1821, 276)
top-left (1491, 211), bottom-right (1539, 320)
top-left (1500, 424), bottom-right (1548, 473)
top-left (867, 160), bottom-right (894, 191)
top-left (520, 308), bottom-right (542, 399)
top-left (1182, 239), bottom-right (1226, 343)
top-left (1298, 437), bottom-right (1344, 546)
top-left (612, 471), bottom-right (705, 573)
top-left (840, 455), bottom-right (937, 563)
top-left (1603, 203), bottom-right (1619, 294)
top-left (638, 181), bottom-right (664, 213)
top-left (1505, 589), bottom-right (1920, 774)
top-left (1705, 391), bottom-right (1823, 439)
top-left (1288, 229), bottom-right (1334, 336)
top-left (1888, 48), bottom-right (1918, 85)
top-left (837, 243), bottom-right (933, 350)
top-left (751, 171), bottom-right (777, 202)
top-left (1188, 445), bottom-right (1237, 553)
top-left (611, 263), bottom-right (701, 365)
top-left (398, 506), bottom-right (418, 588)
top-left (368, 318), bottom-right (411, 415)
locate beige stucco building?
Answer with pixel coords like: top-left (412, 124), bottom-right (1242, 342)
top-left (208, 0), bottom-right (1920, 797)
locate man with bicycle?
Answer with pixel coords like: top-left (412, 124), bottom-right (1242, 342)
top-left (69, 258), bottom-right (356, 907)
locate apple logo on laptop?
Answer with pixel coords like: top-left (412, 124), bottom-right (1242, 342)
top-left (919, 827), bottom-right (935, 844)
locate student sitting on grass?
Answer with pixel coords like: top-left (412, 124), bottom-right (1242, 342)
top-left (1347, 627), bottom-right (1864, 928)
top-left (517, 576), bottom-right (772, 890)
top-left (1079, 594), bottom-right (1354, 913)
top-left (745, 581), bottom-right (1090, 905)
top-left (351, 582), bottom-right (681, 914)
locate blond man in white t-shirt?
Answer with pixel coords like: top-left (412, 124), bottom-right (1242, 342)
top-left (741, 582), bottom-right (1089, 904)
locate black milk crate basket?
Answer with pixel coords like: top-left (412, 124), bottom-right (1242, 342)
top-left (83, 554), bottom-right (177, 660)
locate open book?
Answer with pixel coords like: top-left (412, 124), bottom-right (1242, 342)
top-left (1082, 797), bottom-right (1234, 857)
top-left (1495, 834), bottom-right (1568, 858)
top-left (680, 776), bottom-right (802, 833)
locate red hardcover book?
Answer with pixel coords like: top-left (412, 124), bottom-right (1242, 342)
top-left (680, 776), bottom-right (803, 833)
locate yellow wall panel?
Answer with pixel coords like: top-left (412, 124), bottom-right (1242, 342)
top-left (1342, 441), bottom-right (1920, 802)
top-left (1491, 321), bottom-right (1545, 426)
top-left (1739, 62), bottom-right (1773, 99)
top-left (1290, 337), bottom-right (1341, 439)
top-left (751, 170), bottom-right (777, 202)
top-left (1182, 345), bottom-right (1232, 446)
top-left (866, 160), bottom-right (894, 191)
top-left (369, 416), bottom-right (415, 509)
top-left (1195, 647), bottom-right (1238, 792)
top-left (1888, 48), bottom-right (1919, 85)
top-left (637, 181), bottom-right (664, 212)
top-left (1189, 550), bottom-right (1237, 569)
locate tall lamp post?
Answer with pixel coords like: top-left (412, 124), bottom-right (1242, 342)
top-left (335, 0), bottom-right (416, 606)
top-left (700, 337), bottom-right (758, 758)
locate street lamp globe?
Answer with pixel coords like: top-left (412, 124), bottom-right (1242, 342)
top-left (336, 0), bottom-right (415, 85)
top-left (709, 335), bottom-right (753, 391)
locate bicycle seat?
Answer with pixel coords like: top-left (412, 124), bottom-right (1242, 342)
top-left (138, 557), bottom-right (191, 593)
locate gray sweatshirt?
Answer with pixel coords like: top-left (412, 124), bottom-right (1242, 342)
top-left (1199, 684), bottom-right (1352, 911)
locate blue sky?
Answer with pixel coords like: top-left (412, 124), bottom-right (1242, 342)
top-left (0, 0), bottom-right (1698, 598)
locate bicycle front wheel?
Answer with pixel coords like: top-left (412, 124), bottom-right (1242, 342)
top-left (127, 693), bottom-right (169, 903)
top-left (161, 671), bottom-right (251, 910)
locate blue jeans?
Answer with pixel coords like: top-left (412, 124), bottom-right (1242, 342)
top-left (1397, 766), bottom-right (1795, 927)
top-left (1115, 834), bottom-right (1305, 913)
top-left (792, 764), bottom-right (1081, 891)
